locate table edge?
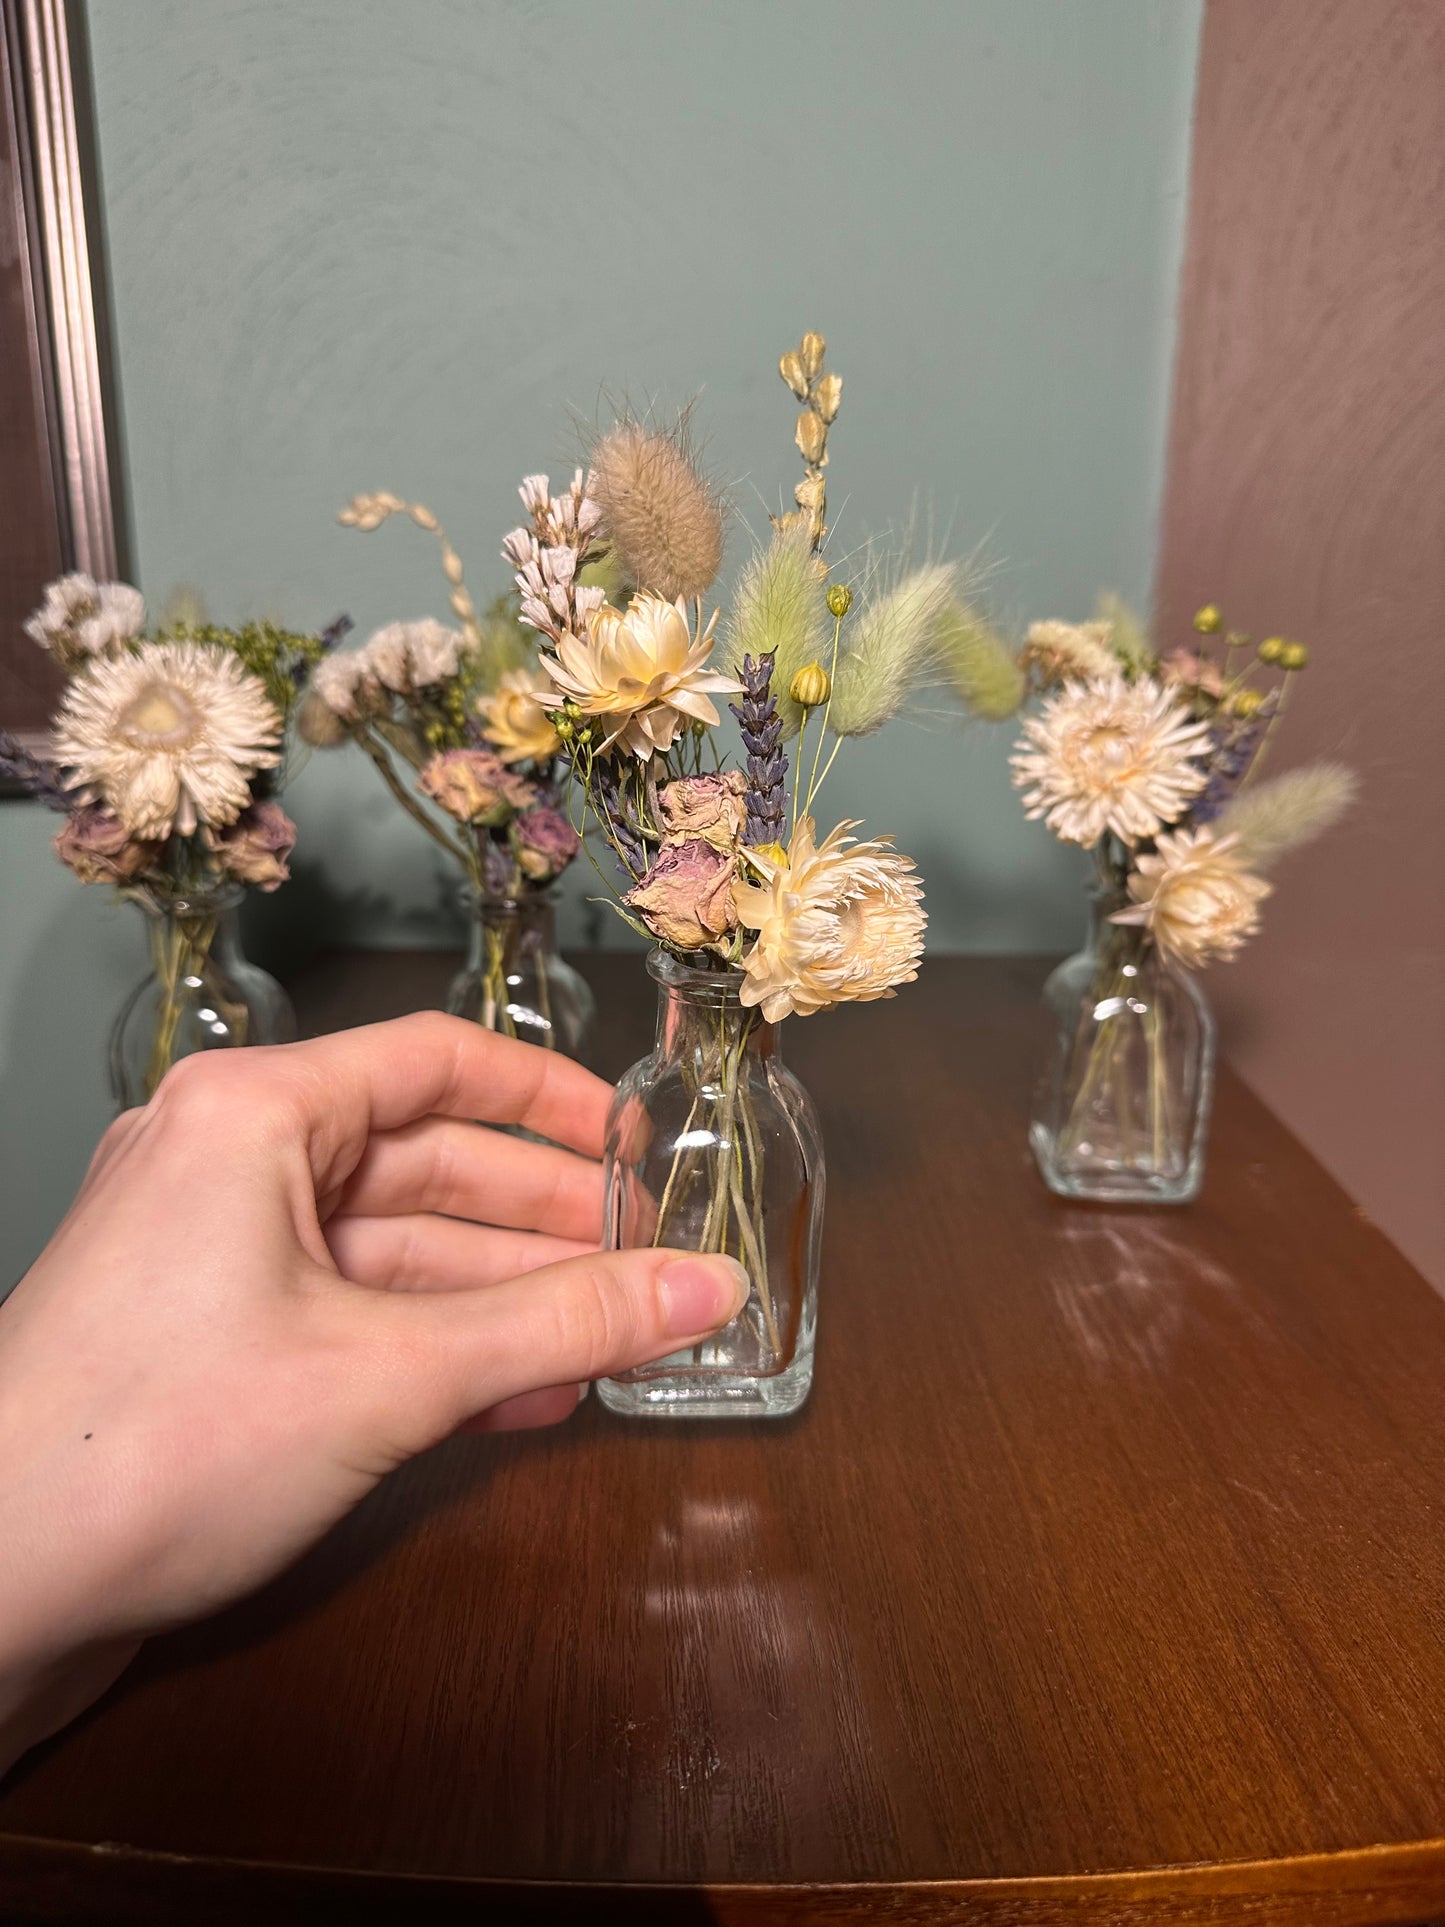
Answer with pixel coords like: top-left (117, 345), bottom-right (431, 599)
top-left (4, 1830), bottom-right (1445, 1925)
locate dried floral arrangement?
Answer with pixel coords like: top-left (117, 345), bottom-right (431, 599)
top-left (1010, 603), bottom-right (1356, 963)
top-left (0, 574), bottom-right (341, 1094)
top-left (1008, 600), bottom-right (1357, 1191)
top-left (309, 500), bottom-right (584, 905)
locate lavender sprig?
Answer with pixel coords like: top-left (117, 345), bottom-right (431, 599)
top-left (729, 650), bottom-right (786, 845)
top-left (1189, 700), bottom-right (1274, 825)
top-left (594, 758), bottom-right (647, 880)
top-left (0, 731), bottom-right (75, 812)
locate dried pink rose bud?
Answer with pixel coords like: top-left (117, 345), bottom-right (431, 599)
top-left (210, 801), bottom-right (297, 892)
top-left (658, 771), bottom-right (748, 852)
top-left (418, 749), bottom-right (534, 825)
top-left (515, 805), bottom-right (580, 882)
top-left (626, 839), bottom-right (737, 951)
top-left (53, 805), bottom-right (158, 885)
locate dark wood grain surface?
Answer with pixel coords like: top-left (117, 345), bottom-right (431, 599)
top-left (3, 951), bottom-right (1444, 1926)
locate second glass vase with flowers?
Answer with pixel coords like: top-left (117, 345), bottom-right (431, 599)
top-left (306, 501), bottom-right (593, 1056)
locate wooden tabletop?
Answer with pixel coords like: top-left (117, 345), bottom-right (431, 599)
top-left (3, 952), bottom-right (1445, 1926)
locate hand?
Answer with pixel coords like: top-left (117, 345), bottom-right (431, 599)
top-left (0, 1014), bottom-right (747, 1771)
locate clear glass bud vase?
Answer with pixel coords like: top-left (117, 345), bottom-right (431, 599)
top-left (598, 951), bottom-right (825, 1420)
top-left (109, 885), bottom-right (296, 1108)
top-left (446, 887), bottom-right (594, 1057)
top-left (1030, 887), bottom-right (1215, 1204)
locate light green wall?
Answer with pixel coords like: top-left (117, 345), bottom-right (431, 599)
top-left (2, 0), bottom-right (1201, 1280)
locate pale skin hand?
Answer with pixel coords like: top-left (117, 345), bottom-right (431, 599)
top-left (0, 1013), bottom-right (747, 1774)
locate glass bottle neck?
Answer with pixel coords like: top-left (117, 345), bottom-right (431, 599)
top-left (137, 888), bottom-right (245, 977)
top-left (459, 888), bottom-right (558, 969)
top-left (650, 953), bottom-right (778, 1062)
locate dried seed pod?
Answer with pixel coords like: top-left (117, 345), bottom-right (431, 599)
top-left (799, 332), bottom-right (826, 382)
top-left (450, 587), bottom-right (476, 621)
top-left (779, 350), bottom-right (809, 399)
top-left (408, 504), bottom-right (439, 531)
top-left (441, 545), bottom-right (465, 586)
top-left (795, 475), bottom-right (826, 511)
top-left (813, 372), bottom-right (842, 424)
top-left (789, 660), bottom-right (832, 708)
top-left (796, 408), bottom-right (827, 466)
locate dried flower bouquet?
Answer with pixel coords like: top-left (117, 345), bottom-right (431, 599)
top-left (312, 493), bottom-right (590, 1048)
top-left (1010, 603), bottom-right (1357, 1197)
top-left (499, 331), bottom-right (1016, 1409)
top-left (2, 576), bottom-right (340, 1099)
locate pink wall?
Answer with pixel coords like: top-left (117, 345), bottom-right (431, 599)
top-left (1155, 0), bottom-right (1445, 1285)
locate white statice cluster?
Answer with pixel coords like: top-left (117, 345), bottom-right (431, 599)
top-left (25, 573), bottom-right (145, 669)
top-left (502, 470), bottom-right (605, 650)
top-left (310, 618), bottom-right (463, 722)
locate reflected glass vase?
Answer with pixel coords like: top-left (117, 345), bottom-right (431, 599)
top-left (1030, 887), bottom-right (1215, 1204)
top-left (446, 887), bottom-right (594, 1058)
top-left (109, 885), bottom-right (296, 1108)
top-left (598, 951), bottom-right (825, 1420)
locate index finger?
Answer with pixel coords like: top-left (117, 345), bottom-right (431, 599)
top-left (273, 1012), bottom-right (615, 1185)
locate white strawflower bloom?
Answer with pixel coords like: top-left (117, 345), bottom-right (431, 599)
top-left (1111, 826), bottom-right (1272, 967)
top-left (52, 640), bottom-right (282, 839)
top-left (734, 817), bottom-right (926, 1022)
top-left (1010, 675), bottom-right (1210, 846)
top-left (311, 650), bottom-right (366, 720)
top-left (541, 592), bottom-right (741, 760)
top-left (25, 573), bottom-right (145, 665)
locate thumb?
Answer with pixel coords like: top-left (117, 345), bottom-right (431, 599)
top-left (392, 1246), bottom-right (750, 1432)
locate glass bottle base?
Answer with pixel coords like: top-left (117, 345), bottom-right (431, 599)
top-left (1030, 1124), bottom-right (1202, 1205)
top-left (596, 1355), bottom-right (814, 1420)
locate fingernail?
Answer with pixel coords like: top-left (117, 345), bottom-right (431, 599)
top-left (660, 1256), bottom-right (749, 1337)
top-left (576, 1380), bottom-right (590, 1402)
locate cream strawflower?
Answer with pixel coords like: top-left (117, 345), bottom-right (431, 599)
top-left (541, 591), bottom-right (742, 760)
top-left (1010, 675), bottom-right (1210, 846)
top-left (734, 817), bottom-right (926, 1022)
top-left (1111, 826), bottom-right (1272, 967)
top-left (52, 640), bottom-right (282, 839)
top-left (477, 665), bottom-right (562, 764)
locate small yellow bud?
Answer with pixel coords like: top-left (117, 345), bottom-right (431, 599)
top-left (408, 504), bottom-right (439, 531)
top-left (789, 660), bottom-right (832, 709)
top-left (1257, 636), bottom-right (1286, 664)
top-left (751, 841), bottom-right (789, 871)
top-left (1230, 687), bottom-right (1265, 718)
top-left (799, 332), bottom-right (826, 382)
top-left (814, 372), bottom-right (842, 425)
top-left (796, 407), bottom-right (827, 467)
top-left (441, 545), bottom-right (465, 586)
top-left (778, 350), bottom-right (809, 399)
top-left (1279, 640), bottom-right (1309, 670)
top-left (826, 582), bottom-right (853, 618)
top-left (1193, 604), bottom-right (1223, 634)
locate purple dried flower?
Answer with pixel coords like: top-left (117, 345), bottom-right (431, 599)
top-left (729, 651), bottom-right (786, 845)
top-left (0, 731), bottom-right (76, 812)
top-left (1190, 703), bottom-right (1273, 825)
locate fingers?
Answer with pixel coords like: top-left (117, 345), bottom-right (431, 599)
top-left (376, 1247), bottom-right (750, 1439)
top-left (334, 1118), bottom-right (605, 1240)
top-left (327, 1213), bottom-right (594, 1292)
top-left (271, 1013), bottom-right (615, 1189)
top-left (459, 1384), bottom-right (584, 1433)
